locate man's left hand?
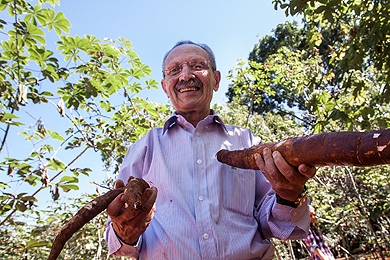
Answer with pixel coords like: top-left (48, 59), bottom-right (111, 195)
top-left (254, 147), bottom-right (316, 202)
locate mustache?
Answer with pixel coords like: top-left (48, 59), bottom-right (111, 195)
top-left (175, 78), bottom-right (202, 90)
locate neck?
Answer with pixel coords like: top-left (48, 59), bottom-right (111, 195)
top-left (177, 109), bottom-right (211, 127)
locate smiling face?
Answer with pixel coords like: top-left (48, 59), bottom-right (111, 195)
top-left (161, 44), bottom-right (221, 123)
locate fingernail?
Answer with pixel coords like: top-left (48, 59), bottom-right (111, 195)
top-left (263, 148), bottom-right (268, 156)
top-left (272, 151), bottom-right (278, 159)
top-left (146, 189), bottom-right (153, 197)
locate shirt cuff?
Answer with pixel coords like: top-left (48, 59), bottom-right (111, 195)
top-left (290, 196), bottom-right (310, 232)
top-left (271, 196), bottom-right (310, 240)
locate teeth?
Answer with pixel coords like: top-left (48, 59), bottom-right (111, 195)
top-left (179, 87), bottom-right (198, 93)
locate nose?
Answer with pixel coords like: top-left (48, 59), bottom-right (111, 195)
top-left (178, 64), bottom-right (195, 82)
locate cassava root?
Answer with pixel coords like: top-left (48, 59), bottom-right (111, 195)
top-left (124, 176), bottom-right (150, 210)
top-left (48, 177), bottom-right (149, 260)
top-left (216, 129), bottom-right (390, 169)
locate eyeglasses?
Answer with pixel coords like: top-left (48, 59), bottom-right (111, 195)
top-left (164, 59), bottom-right (214, 77)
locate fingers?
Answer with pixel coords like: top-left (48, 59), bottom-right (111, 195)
top-left (107, 193), bottom-right (126, 218)
top-left (255, 148), bottom-right (285, 183)
top-left (110, 185), bottom-right (157, 221)
top-left (272, 150), bottom-right (308, 184)
top-left (137, 187), bottom-right (157, 223)
top-left (256, 148), bottom-right (311, 183)
top-left (255, 148), bottom-right (311, 201)
top-left (109, 185), bottom-right (157, 242)
top-left (114, 179), bottom-right (125, 189)
top-left (141, 187), bottom-right (158, 210)
top-left (298, 164), bottom-right (316, 178)
top-left (106, 180), bottom-right (127, 218)
top-left (142, 187), bottom-right (157, 226)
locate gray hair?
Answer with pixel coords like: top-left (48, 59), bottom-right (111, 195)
top-left (162, 40), bottom-right (217, 77)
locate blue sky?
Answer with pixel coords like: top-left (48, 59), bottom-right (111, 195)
top-left (54, 0), bottom-right (297, 105)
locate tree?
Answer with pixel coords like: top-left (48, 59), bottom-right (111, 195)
top-left (226, 0), bottom-right (390, 258)
top-left (226, 21), bottom-right (309, 119)
top-left (0, 0), bottom-right (171, 257)
top-left (228, 0), bottom-right (390, 133)
top-left (0, 193), bottom-right (112, 259)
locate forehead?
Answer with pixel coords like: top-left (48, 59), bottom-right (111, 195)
top-left (164, 44), bottom-right (209, 66)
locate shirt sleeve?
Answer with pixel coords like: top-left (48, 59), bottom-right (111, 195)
top-left (104, 135), bottom-right (150, 257)
top-left (255, 191), bottom-right (310, 241)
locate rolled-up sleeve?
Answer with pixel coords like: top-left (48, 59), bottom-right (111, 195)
top-left (256, 192), bottom-right (310, 240)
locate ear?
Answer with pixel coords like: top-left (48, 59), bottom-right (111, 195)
top-left (161, 79), bottom-right (169, 98)
top-left (213, 70), bottom-right (221, 92)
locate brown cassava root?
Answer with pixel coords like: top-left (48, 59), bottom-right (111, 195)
top-left (124, 176), bottom-right (150, 210)
top-left (216, 129), bottom-right (390, 169)
top-left (48, 177), bottom-right (149, 260)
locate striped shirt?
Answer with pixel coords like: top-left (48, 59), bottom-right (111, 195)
top-left (106, 112), bottom-right (310, 259)
top-left (304, 224), bottom-right (335, 260)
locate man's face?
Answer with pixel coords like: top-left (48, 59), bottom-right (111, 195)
top-left (161, 44), bottom-right (221, 115)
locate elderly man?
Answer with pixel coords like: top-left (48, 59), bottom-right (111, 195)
top-left (105, 40), bottom-right (316, 259)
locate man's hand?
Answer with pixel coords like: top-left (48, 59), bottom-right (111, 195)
top-left (254, 147), bottom-right (316, 202)
top-left (107, 179), bottom-right (157, 245)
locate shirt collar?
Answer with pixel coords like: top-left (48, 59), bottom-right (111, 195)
top-left (163, 110), bottom-right (228, 134)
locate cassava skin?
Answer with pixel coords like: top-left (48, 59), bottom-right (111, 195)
top-left (124, 176), bottom-right (150, 210)
top-left (216, 129), bottom-right (390, 169)
top-left (48, 177), bottom-right (149, 260)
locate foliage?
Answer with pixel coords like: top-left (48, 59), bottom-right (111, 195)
top-left (228, 0), bottom-right (390, 133)
top-left (226, 0), bottom-right (390, 258)
top-left (0, 193), bottom-right (112, 259)
top-left (1, 0), bottom-right (390, 259)
top-left (213, 100), bottom-right (304, 143)
top-left (0, 0), bottom-right (171, 256)
top-left (308, 165), bottom-right (390, 257)
top-left (226, 21), bottom-right (311, 123)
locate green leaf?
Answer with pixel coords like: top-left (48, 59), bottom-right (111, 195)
top-left (25, 175), bottom-right (40, 186)
top-left (26, 22), bottom-right (46, 45)
top-left (1, 116), bottom-right (24, 126)
top-left (47, 129), bottom-right (65, 141)
top-left (0, 113), bottom-right (18, 121)
top-left (16, 201), bottom-right (27, 212)
top-left (45, 10), bottom-right (71, 35)
top-left (21, 196), bottom-right (38, 202)
top-left (47, 158), bottom-right (65, 171)
top-left (59, 184), bottom-right (79, 192)
top-left (26, 239), bottom-right (48, 248)
top-left (59, 175), bottom-right (78, 183)
top-left (0, 181), bottom-right (10, 189)
top-left (329, 109), bottom-right (349, 122)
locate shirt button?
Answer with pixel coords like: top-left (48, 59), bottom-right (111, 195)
top-left (197, 159), bottom-right (202, 164)
top-left (203, 233), bottom-right (209, 240)
top-left (196, 132), bottom-right (200, 136)
top-left (198, 196), bottom-right (204, 201)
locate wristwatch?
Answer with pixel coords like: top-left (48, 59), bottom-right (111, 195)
top-left (275, 186), bottom-right (308, 208)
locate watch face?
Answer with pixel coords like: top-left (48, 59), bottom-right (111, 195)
top-left (295, 193), bottom-right (308, 207)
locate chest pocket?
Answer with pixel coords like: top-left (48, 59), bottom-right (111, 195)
top-left (223, 168), bottom-right (256, 216)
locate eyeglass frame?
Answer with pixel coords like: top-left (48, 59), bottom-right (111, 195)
top-left (162, 59), bottom-right (217, 78)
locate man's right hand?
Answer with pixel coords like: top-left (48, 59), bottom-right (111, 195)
top-left (107, 179), bottom-right (158, 245)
